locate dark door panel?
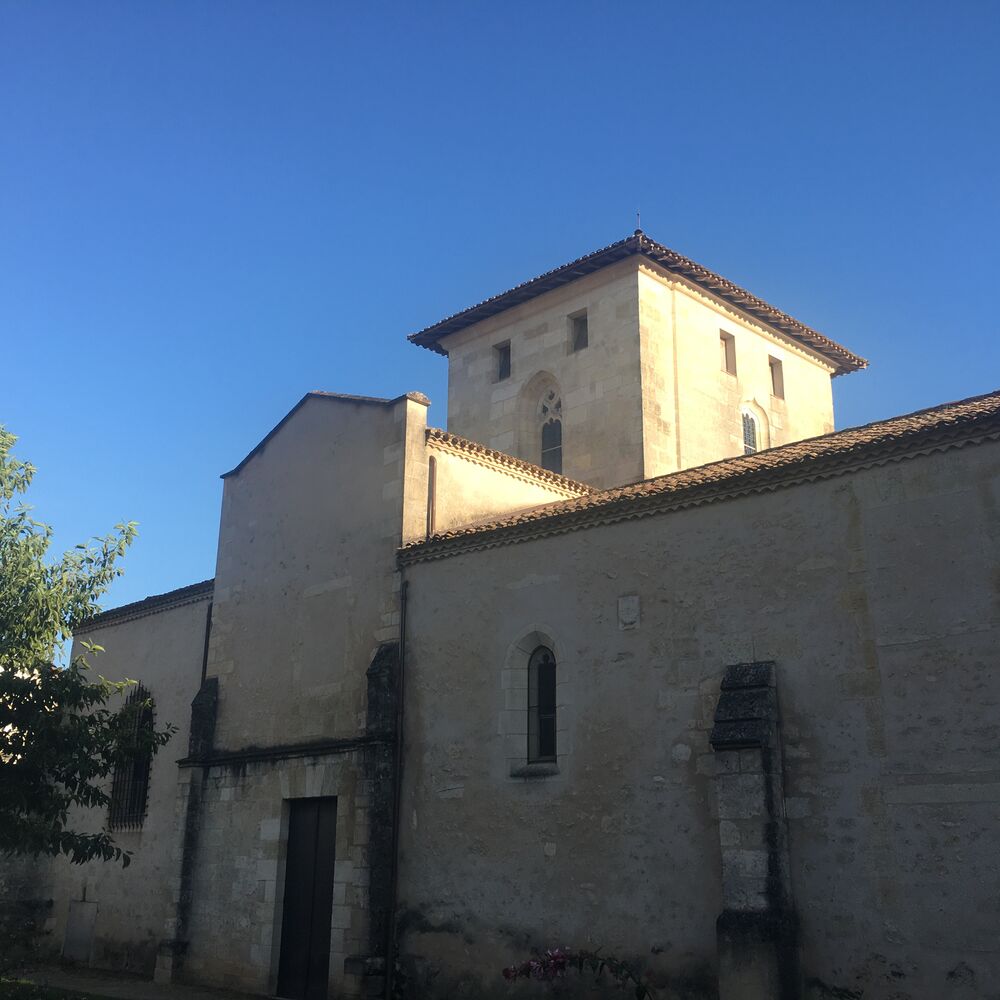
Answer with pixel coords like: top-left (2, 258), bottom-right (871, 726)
top-left (276, 797), bottom-right (337, 1000)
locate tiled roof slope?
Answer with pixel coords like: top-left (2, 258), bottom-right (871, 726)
top-left (75, 579), bottom-right (214, 633)
top-left (399, 389), bottom-right (1000, 565)
top-left (409, 231), bottom-right (867, 375)
top-left (427, 427), bottom-right (594, 495)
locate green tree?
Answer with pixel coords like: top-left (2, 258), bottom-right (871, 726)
top-left (0, 426), bottom-right (173, 867)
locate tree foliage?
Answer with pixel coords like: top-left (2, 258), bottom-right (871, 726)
top-left (0, 427), bottom-right (173, 866)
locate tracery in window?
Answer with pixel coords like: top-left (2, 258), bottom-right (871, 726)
top-left (742, 411), bottom-right (758, 455)
top-left (528, 646), bottom-right (557, 763)
top-left (108, 683), bottom-right (155, 831)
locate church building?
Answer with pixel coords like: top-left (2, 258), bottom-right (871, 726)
top-left (7, 231), bottom-right (999, 1000)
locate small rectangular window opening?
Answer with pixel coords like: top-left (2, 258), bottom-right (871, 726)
top-left (425, 456), bottom-right (437, 539)
top-left (720, 332), bottom-right (737, 375)
top-left (494, 342), bottom-right (511, 382)
top-left (569, 311), bottom-right (589, 352)
top-left (769, 357), bottom-right (784, 399)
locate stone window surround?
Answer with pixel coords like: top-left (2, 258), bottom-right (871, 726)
top-left (515, 371), bottom-right (563, 472)
top-left (493, 341), bottom-right (511, 383)
top-left (720, 329), bottom-right (737, 376)
top-left (500, 625), bottom-right (572, 780)
top-left (568, 308), bottom-right (589, 353)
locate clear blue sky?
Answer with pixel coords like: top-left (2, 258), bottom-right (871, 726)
top-left (3, 1), bottom-right (998, 611)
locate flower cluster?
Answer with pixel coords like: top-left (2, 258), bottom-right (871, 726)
top-left (502, 948), bottom-right (572, 982)
top-left (502, 948), bottom-right (655, 998)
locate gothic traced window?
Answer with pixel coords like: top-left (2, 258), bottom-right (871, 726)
top-left (742, 411), bottom-right (758, 455)
top-left (539, 388), bottom-right (562, 474)
top-left (108, 683), bottom-right (155, 831)
top-left (528, 646), bottom-right (557, 763)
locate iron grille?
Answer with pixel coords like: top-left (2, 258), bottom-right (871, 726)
top-left (108, 683), bottom-right (154, 831)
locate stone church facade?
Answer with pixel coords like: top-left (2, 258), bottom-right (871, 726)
top-left (7, 232), bottom-right (999, 1000)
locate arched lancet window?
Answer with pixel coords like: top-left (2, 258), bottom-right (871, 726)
top-left (528, 646), bottom-right (557, 763)
top-left (539, 388), bottom-right (562, 473)
top-left (742, 412), bottom-right (758, 456)
top-left (541, 419), bottom-right (562, 474)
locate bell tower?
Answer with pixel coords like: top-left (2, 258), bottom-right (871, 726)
top-left (409, 232), bottom-right (866, 490)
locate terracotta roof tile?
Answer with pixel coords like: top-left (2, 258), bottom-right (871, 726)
top-left (400, 389), bottom-right (1000, 565)
top-left (427, 428), bottom-right (594, 495)
top-left (409, 230), bottom-right (867, 375)
top-left (75, 579), bottom-right (214, 633)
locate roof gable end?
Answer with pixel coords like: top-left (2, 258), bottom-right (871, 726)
top-left (221, 390), bottom-right (430, 479)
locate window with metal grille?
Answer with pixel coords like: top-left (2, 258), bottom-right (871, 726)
top-left (108, 684), bottom-right (155, 831)
top-left (742, 412), bottom-right (758, 455)
top-left (528, 646), bottom-right (556, 763)
top-left (540, 419), bottom-right (562, 474)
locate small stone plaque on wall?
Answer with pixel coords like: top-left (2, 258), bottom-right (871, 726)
top-left (618, 594), bottom-right (640, 630)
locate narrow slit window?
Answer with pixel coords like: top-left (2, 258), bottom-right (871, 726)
top-left (541, 419), bottom-right (562, 474)
top-left (495, 342), bottom-right (511, 382)
top-left (769, 357), bottom-right (784, 399)
top-left (742, 412), bottom-right (758, 455)
top-left (108, 684), bottom-right (155, 831)
top-left (426, 455), bottom-right (437, 538)
top-left (528, 646), bottom-right (557, 763)
top-left (570, 312), bottom-right (588, 352)
top-left (720, 332), bottom-right (737, 375)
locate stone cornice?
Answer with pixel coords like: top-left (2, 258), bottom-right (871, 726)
top-left (400, 391), bottom-right (1000, 565)
top-left (75, 579), bottom-right (214, 634)
top-left (426, 428), bottom-right (593, 496)
top-left (177, 734), bottom-right (386, 769)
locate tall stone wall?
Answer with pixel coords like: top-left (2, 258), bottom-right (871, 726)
top-left (28, 593), bottom-right (212, 975)
top-left (398, 435), bottom-right (1000, 999)
top-left (170, 394), bottom-right (428, 996)
top-left (207, 394), bottom-right (426, 751)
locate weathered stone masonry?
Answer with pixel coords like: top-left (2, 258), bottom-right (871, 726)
top-left (710, 662), bottom-right (797, 1000)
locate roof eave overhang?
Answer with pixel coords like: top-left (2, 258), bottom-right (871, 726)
top-left (408, 233), bottom-right (867, 376)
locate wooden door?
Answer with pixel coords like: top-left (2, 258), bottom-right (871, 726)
top-left (276, 797), bottom-right (338, 1000)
